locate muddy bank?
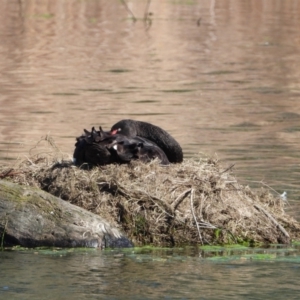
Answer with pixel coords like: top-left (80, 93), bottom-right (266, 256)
top-left (0, 180), bottom-right (133, 248)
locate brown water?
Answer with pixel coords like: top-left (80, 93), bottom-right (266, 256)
top-left (1, 246), bottom-right (300, 300)
top-left (1, 1), bottom-right (300, 298)
top-left (1, 2), bottom-right (300, 198)
top-left (1, 1), bottom-right (300, 210)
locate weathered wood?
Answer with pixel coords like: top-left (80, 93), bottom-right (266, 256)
top-left (0, 180), bottom-right (133, 248)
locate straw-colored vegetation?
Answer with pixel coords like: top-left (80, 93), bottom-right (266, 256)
top-left (1, 136), bottom-right (300, 246)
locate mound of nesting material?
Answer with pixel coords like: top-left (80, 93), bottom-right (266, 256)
top-left (2, 155), bottom-right (300, 246)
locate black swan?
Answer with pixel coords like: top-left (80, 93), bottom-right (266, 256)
top-left (73, 126), bottom-right (170, 166)
top-left (73, 127), bottom-right (117, 166)
top-left (110, 119), bottom-right (183, 163)
top-left (111, 140), bottom-right (169, 165)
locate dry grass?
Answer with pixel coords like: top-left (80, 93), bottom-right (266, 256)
top-left (1, 136), bottom-right (300, 246)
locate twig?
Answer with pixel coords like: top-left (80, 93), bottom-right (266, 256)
top-left (120, 0), bottom-right (137, 22)
top-left (190, 188), bottom-right (203, 245)
top-left (144, 192), bottom-right (174, 217)
top-left (258, 180), bottom-right (281, 196)
top-left (220, 163), bottom-right (235, 175)
top-left (240, 179), bottom-right (279, 195)
top-left (24, 156), bottom-right (35, 166)
top-left (29, 134), bottom-right (61, 158)
top-left (113, 180), bottom-right (174, 218)
top-left (0, 168), bottom-right (14, 179)
top-left (144, 0), bottom-right (151, 20)
top-left (197, 221), bottom-right (217, 229)
top-left (171, 188), bottom-right (191, 211)
top-left (245, 179), bottom-right (290, 205)
top-left (198, 194), bottom-right (206, 222)
top-left (254, 204), bottom-right (290, 239)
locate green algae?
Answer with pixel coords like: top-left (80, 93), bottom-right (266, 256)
top-left (4, 244), bottom-right (300, 264)
top-left (200, 244), bottom-right (251, 252)
top-left (102, 244), bottom-right (300, 264)
top-left (6, 246), bottom-right (98, 256)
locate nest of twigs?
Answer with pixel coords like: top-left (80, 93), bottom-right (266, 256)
top-left (1, 136), bottom-right (300, 246)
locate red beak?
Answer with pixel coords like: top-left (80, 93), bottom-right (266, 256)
top-left (111, 129), bottom-right (118, 135)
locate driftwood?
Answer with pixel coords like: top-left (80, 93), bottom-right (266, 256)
top-left (0, 180), bottom-right (133, 248)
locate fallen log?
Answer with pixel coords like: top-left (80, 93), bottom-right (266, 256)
top-left (0, 180), bottom-right (133, 248)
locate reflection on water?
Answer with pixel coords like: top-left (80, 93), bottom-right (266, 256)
top-left (1, 1), bottom-right (300, 296)
top-left (0, 0), bottom-right (300, 205)
top-left (1, 247), bottom-right (300, 300)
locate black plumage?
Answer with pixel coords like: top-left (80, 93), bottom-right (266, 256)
top-left (111, 119), bottom-right (183, 163)
top-left (73, 125), bottom-right (170, 166)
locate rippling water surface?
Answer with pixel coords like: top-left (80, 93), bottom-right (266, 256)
top-left (1, 246), bottom-right (300, 300)
top-left (0, 0), bottom-right (300, 205)
top-left (1, 0), bottom-right (300, 298)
